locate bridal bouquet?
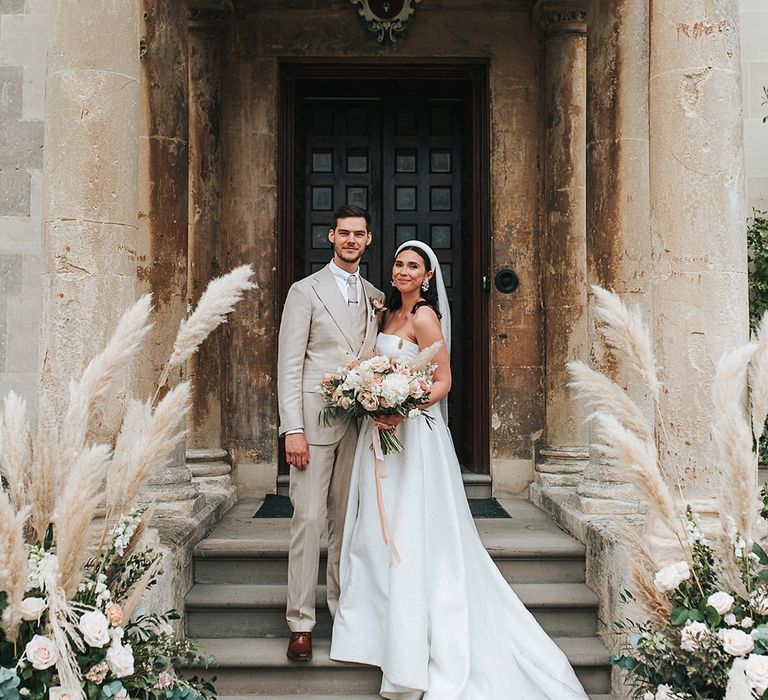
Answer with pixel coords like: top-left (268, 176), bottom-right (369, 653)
top-left (568, 286), bottom-right (768, 699)
top-left (0, 266), bottom-right (256, 700)
top-left (318, 342), bottom-right (441, 455)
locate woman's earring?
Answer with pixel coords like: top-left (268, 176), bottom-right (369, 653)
top-left (421, 279), bottom-right (429, 292)
top-left (391, 280), bottom-right (396, 287)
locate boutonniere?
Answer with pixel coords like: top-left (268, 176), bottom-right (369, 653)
top-left (369, 296), bottom-right (386, 321)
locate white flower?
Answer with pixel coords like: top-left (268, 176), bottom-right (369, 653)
top-left (708, 592), bottom-right (735, 615)
top-left (742, 617), bottom-right (755, 629)
top-left (358, 391), bottom-right (378, 412)
top-left (114, 690), bottom-right (128, 700)
top-left (107, 643), bottom-right (135, 678)
top-left (725, 613), bottom-right (738, 626)
top-left (643, 693), bottom-right (654, 700)
top-left (110, 626), bottom-right (125, 643)
top-left (380, 374), bottom-right (411, 406)
top-left (25, 635), bottom-right (57, 670)
top-left (342, 370), bottom-right (362, 391)
top-left (720, 628), bottom-right (755, 656)
top-left (20, 597), bottom-right (47, 622)
top-left (653, 561), bottom-right (691, 592)
top-left (49, 687), bottom-right (77, 700)
top-left (680, 621), bottom-right (710, 651)
top-left (744, 654), bottom-right (768, 694)
top-left (654, 685), bottom-right (679, 699)
top-left (79, 610), bottom-right (111, 647)
top-left (408, 408), bottom-right (423, 419)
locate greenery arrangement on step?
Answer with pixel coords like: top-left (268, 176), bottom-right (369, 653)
top-left (749, 209), bottom-right (768, 464)
top-left (0, 266), bottom-right (256, 700)
top-left (568, 286), bottom-right (768, 699)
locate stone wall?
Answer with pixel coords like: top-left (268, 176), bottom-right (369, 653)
top-left (0, 0), bottom-right (45, 410)
top-left (741, 0), bottom-right (768, 211)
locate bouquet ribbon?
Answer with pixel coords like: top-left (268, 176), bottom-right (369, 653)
top-left (372, 425), bottom-right (401, 567)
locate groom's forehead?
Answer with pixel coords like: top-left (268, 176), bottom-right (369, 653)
top-left (334, 216), bottom-right (369, 232)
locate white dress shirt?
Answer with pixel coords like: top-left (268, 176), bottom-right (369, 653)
top-left (328, 258), bottom-right (361, 303)
top-left (285, 260), bottom-right (362, 437)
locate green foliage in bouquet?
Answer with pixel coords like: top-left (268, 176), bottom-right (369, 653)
top-left (569, 286), bottom-right (768, 699)
top-left (749, 210), bottom-right (768, 464)
top-left (0, 266), bottom-right (255, 700)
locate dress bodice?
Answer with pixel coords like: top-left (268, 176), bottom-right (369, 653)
top-left (375, 332), bottom-right (420, 364)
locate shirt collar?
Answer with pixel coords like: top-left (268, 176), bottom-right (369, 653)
top-left (329, 258), bottom-right (360, 284)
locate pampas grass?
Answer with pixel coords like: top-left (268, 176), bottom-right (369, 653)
top-left (712, 344), bottom-right (759, 542)
top-left (0, 391), bottom-right (31, 511)
top-left (407, 340), bottom-right (444, 372)
top-left (27, 397), bottom-right (60, 543)
top-left (750, 311), bottom-right (768, 442)
top-left (0, 490), bottom-right (30, 641)
top-left (590, 285), bottom-right (661, 401)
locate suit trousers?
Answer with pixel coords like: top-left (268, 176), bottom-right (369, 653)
top-left (286, 419), bottom-right (358, 632)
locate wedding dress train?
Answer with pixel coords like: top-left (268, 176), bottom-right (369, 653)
top-left (330, 333), bottom-right (588, 700)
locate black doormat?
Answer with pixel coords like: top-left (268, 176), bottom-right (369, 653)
top-left (253, 494), bottom-right (511, 519)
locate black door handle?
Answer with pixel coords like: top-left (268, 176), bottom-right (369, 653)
top-left (494, 269), bottom-right (519, 294)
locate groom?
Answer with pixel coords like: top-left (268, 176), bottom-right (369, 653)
top-left (277, 204), bottom-right (384, 661)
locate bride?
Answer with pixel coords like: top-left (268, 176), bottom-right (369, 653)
top-left (329, 240), bottom-right (589, 700)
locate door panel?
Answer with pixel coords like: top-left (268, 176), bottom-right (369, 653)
top-left (286, 73), bottom-right (487, 473)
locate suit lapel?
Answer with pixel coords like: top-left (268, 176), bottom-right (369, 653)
top-left (311, 265), bottom-right (356, 353)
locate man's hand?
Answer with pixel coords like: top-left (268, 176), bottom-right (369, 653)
top-left (374, 414), bottom-right (405, 431)
top-left (285, 433), bottom-right (310, 470)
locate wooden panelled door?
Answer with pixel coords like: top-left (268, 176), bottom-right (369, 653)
top-left (281, 69), bottom-right (489, 474)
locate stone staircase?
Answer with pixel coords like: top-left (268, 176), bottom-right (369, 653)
top-left (185, 494), bottom-right (612, 699)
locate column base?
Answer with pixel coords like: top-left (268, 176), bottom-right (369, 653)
top-left (535, 446), bottom-right (589, 487)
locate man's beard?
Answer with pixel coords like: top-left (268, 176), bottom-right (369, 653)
top-left (335, 246), bottom-right (364, 264)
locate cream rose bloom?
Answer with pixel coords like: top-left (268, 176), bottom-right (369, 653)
top-left (358, 391), bottom-right (378, 412)
top-left (724, 613), bottom-right (738, 626)
top-left (20, 597), bottom-right (47, 622)
top-left (680, 621), bottom-right (709, 652)
top-left (720, 628), bottom-right (755, 656)
top-left (105, 603), bottom-right (123, 627)
top-left (707, 591), bottom-right (734, 615)
top-left (25, 635), bottom-right (57, 670)
top-left (79, 610), bottom-right (111, 648)
top-left (744, 654), bottom-right (768, 694)
top-left (653, 561), bottom-right (691, 592)
top-left (49, 687), bottom-right (77, 700)
top-left (380, 374), bottom-right (411, 406)
top-left (107, 643), bottom-right (135, 678)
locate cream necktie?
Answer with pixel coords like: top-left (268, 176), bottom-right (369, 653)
top-left (347, 274), bottom-right (358, 305)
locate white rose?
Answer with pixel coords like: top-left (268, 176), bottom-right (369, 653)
top-left (707, 591), bottom-right (734, 615)
top-left (114, 690), bottom-right (128, 700)
top-left (680, 621), bottom-right (710, 652)
top-left (107, 643), bottom-right (135, 678)
top-left (79, 610), bottom-right (111, 648)
top-left (745, 654), bottom-right (768, 694)
top-left (720, 628), bottom-right (755, 656)
top-left (408, 408), bottom-right (423, 419)
top-left (653, 561), bottom-right (691, 592)
top-left (654, 685), bottom-right (676, 699)
top-left (358, 391), bottom-right (378, 412)
top-left (49, 687), bottom-right (77, 700)
top-left (724, 613), bottom-right (738, 626)
top-left (21, 597), bottom-right (47, 622)
top-left (380, 374), bottom-right (411, 407)
top-left (25, 635), bottom-right (57, 670)
top-left (743, 617), bottom-right (755, 629)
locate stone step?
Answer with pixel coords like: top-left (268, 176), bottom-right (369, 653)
top-left (194, 530), bottom-right (586, 587)
top-left (277, 470), bottom-right (492, 499)
top-left (186, 582), bottom-right (598, 639)
top-left (191, 637), bottom-right (611, 696)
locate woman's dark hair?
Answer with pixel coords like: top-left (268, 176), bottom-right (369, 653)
top-left (385, 245), bottom-right (442, 320)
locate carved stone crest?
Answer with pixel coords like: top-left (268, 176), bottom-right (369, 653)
top-left (350, 0), bottom-right (422, 43)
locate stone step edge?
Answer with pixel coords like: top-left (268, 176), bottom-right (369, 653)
top-left (185, 582), bottom-right (599, 610)
top-left (276, 472), bottom-right (492, 485)
top-left (189, 636), bottom-right (610, 670)
top-left (194, 538), bottom-right (586, 559)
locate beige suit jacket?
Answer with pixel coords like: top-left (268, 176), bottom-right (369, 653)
top-left (277, 264), bottom-right (385, 445)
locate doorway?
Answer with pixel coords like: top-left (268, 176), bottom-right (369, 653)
top-left (278, 63), bottom-right (490, 473)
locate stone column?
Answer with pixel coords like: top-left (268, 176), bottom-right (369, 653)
top-left (572, 0), bottom-right (654, 515)
top-left (649, 1), bottom-right (748, 496)
top-left (187, 7), bottom-right (225, 450)
top-left (534, 2), bottom-right (590, 489)
top-left (40, 1), bottom-right (141, 423)
top-left (138, 0), bottom-right (202, 518)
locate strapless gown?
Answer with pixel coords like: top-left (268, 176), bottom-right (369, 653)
top-left (330, 333), bottom-right (588, 699)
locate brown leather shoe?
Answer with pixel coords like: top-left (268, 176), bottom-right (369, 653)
top-left (286, 632), bottom-right (312, 661)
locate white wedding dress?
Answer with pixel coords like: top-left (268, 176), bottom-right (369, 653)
top-left (330, 333), bottom-right (588, 700)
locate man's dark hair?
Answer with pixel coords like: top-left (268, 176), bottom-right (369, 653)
top-left (332, 204), bottom-right (371, 230)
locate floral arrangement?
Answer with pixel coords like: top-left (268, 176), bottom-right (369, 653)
top-left (0, 266), bottom-right (256, 700)
top-left (318, 342), bottom-right (441, 454)
top-left (568, 286), bottom-right (768, 700)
